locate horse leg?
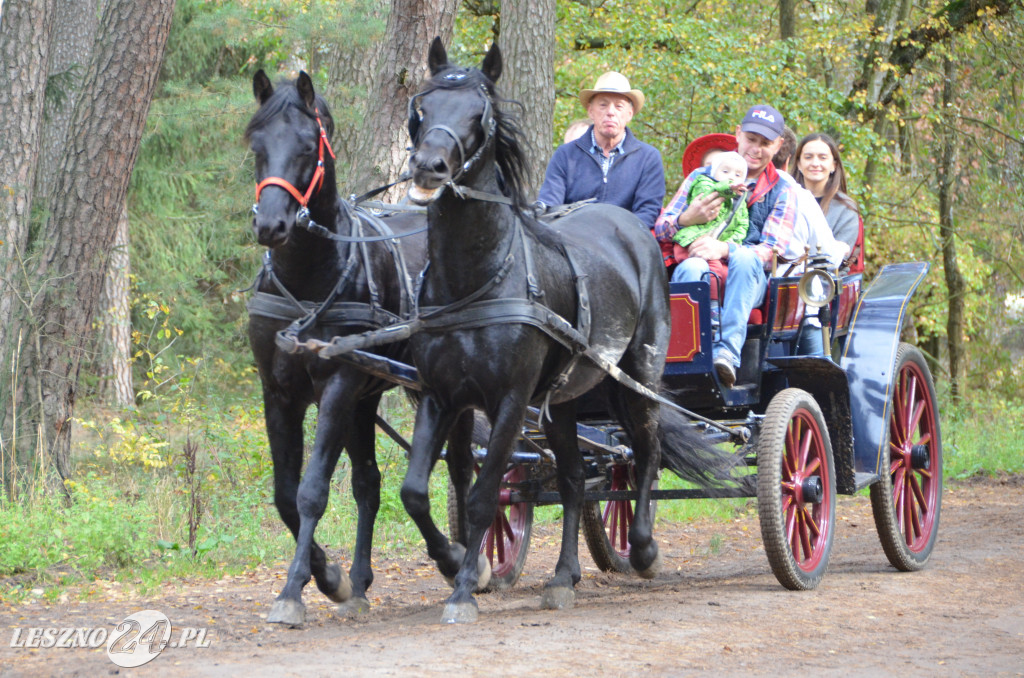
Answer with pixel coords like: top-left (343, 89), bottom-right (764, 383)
top-left (335, 395), bottom-right (383, 617)
top-left (539, 401), bottom-right (585, 610)
top-left (609, 383), bottom-right (663, 578)
top-left (400, 395), bottom-right (473, 590)
top-left (445, 410), bottom-right (477, 547)
top-left (442, 401), bottom-right (526, 623)
top-left (268, 382), bottom-right (355, 626)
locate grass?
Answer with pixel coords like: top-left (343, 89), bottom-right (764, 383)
top-left (2, 374), bottom-right (1021, 604)
top-left (942, 395), bottom-right (1024, 479)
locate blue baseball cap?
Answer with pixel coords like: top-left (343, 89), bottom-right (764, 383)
top-left (740, 104), bottom-right (785, 141)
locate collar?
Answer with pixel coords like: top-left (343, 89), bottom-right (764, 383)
top-left (746, 162), bottom-right (780, 206)
top-left (589, 128), bottom-right (628, 156)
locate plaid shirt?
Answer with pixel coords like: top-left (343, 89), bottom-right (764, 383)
top-left (589, 129), bottom-right (625, 175)
top-left (655, 164), bottom-right (796, 267)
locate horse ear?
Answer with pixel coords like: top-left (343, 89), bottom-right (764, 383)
top-left (253, 69), bottom-right (273, 104)
top-left (296, 71), bottom-right (316, 110)
top-left (427, 36), bottom-right (448, 76)
top-left (481, 43), bottom-right (502, 83)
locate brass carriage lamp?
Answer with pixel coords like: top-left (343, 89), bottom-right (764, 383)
top-left (797, 253), bottom-right (838, 358)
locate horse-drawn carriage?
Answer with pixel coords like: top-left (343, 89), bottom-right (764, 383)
top-left (244, 39), bottom-right (941, 626)
top-left (461, 260), bottom-right (940, 594)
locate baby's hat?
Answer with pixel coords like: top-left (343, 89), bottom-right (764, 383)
top-left (709, 151), bottom-right (746, 180)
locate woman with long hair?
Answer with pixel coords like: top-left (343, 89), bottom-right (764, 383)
top-left (791, 133), bottom-right (859, 253)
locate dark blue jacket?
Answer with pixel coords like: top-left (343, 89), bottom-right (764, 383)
top-left (537, 126), bottom-right (665, 230)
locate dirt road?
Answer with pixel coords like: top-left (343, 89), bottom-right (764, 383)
top-left (2, 475), bottom-right (1022, 677)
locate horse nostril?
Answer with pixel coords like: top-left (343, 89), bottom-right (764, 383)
top-left (430, 157), bottom-right (448, 174)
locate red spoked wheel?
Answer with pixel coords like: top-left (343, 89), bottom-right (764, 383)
top-left (870, 343), bottom-right (942, 571)
top-left (581, 462), bottom-right (657, 573)
top-left (447, 464), bottom-right (532, 591)
top-left (757, 388), bottom-right (836, 590)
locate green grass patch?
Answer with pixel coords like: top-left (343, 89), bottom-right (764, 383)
top-left (942, 393), bottom-right (1024, 479)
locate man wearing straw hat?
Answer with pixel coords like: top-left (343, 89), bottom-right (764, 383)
top-left (536, 71), bottom-right (665, 230)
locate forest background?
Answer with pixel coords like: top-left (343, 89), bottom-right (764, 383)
top-left (0, 0), bottom-right (1022, 596)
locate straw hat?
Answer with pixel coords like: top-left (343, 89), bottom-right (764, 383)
top-left (681, 133), bottom-right (738, 176)
top-left (579, 72), bottom-right (645, 114)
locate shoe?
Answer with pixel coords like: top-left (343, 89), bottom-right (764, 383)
top-left (714, 356), bottom-right (736, 388)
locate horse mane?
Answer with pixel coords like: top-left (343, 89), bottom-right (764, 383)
top-left (244, 79), bottom-right (335, 143)
top-left (423, 64), bottom-right (531, 212)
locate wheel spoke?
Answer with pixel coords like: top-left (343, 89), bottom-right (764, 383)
top-left (785, 502), bottom-right (798, 547)
top-left (804, 457), bottom-right (821, 476)
top-left (798, 509), bottom-right (813, 562)
top-left (908, 399), bottom-right (926, 443)
top-left (909, 472), bottom-right (927, 537)
top-left (802, 504), bottom-right (821, 540)
top-left (791, 511), bottom-right (802, 560)
top-left (893, 467), bottom-right (907, 532)
top-left (798, 425), bottom-right (813, 471)
top-left (892, 377), bottom-right (907, 446)
top-left (783, 423), bottom-right (798, 478)
top-left (496, 513), bottom-right (511, 562)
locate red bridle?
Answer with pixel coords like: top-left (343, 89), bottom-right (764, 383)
top-left (254, 108), bottom-right (336, 207)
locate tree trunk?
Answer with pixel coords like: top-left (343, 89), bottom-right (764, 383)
top-left (95, 207), bottom-right (134, 407)
top-left (779, 0), bottom-right (796, 39)
top-left (26, 0), bottom-right (176, 484)
top-left (498, 0), bottom-right (555, 198)
top-left (0, 0), bottom-right (58, 480)
top-left (323, 0), bottom-right (389, 173)
top-left (34, 0), bottom-right (100, 202)
top-left (938, 55), bottom-right (965, 401)
top-left (342, 0), bottom-right (460, 202)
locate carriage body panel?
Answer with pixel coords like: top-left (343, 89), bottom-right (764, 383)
top-left (839, 262), bottom-right (930, 480)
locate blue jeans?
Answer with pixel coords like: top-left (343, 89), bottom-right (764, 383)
top-left (671, 248), bottom-right (767, 367)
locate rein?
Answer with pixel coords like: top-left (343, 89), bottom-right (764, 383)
top-left (248, 202), bottom-right (419, 354)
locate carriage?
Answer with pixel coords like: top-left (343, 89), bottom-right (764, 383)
top-left (456, 257), bottom-right (941, 593)
top-left (245, 41), bottom-right (941, 626)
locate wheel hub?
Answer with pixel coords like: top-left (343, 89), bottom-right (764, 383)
top-left (800, 476), bottom-right (824, 504)
top-left (910, 444), bottom-right (930, 470)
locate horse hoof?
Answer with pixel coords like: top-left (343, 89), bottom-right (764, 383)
top-left (266, 598), bottom-right (305, 627)
top-left (320, 564), bottom-right (353, 603)
top-left (336, 596), bottom-right (370, 618)
top-left (475, 553), bottom-right (492, 592)
top-left (635, 549), bottom-right (663, 580)
top-left (540, 586), bottom-right (575, 610)
top-left (441, 601), bottom-right (479, 624)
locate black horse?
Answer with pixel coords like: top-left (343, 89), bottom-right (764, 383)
top-left (244, 70), bottom-right (481, 626)
top-left (400, 39), bottom-right (732, 623)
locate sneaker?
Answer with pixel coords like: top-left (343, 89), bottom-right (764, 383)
top-left (714, 356), bottom-right (736, 388)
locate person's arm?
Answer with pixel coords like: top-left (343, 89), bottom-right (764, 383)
top-left (827, 202), bottom-right (859, 250)
top-left (654, 171), bottom-right (722, 241)
top-left (631, 149), bottom-right (666, 230)
top-left (654, 182), bottom-right (690, 242)
top-left (536, 146), bottom-right (570, 209)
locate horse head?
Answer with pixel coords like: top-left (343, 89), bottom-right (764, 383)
top-left (406, 38), bottom-right (504, 205)
top-left (246, 70), bottom-right (337, 247)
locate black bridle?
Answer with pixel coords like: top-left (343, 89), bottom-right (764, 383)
top-left (408, 77), bottom-right (502, 198)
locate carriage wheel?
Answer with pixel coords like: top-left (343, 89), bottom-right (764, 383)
top-left (870, 343), bottom-right (942, 571)
top-left (757, 388), bottom-right (836, 590)
top-left (581, 462), bottom-right (657, 573)
top-left (446, 464), bottom-right (532, 591)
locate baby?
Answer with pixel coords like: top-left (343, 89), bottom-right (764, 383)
top-left (671, 151), bottom-right (749, 259)
top-left (671, 151), bottom-right (749, 314)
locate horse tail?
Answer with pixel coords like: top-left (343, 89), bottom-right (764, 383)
top-left (658, 404), bottom-right (750, 494)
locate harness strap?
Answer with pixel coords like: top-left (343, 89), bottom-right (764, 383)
top-left (248, 292), bottom-right (400, 328)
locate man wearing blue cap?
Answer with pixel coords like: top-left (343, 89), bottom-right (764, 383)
top-left (655, 104), bottom-right (797, 387)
